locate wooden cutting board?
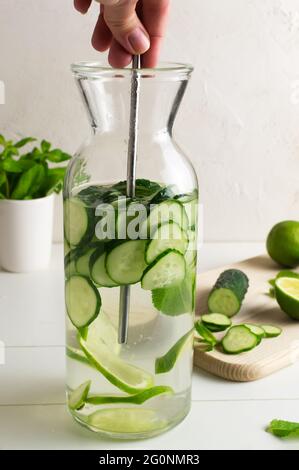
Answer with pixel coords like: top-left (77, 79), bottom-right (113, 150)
top-left (194, 254), bottom-right (299, 381)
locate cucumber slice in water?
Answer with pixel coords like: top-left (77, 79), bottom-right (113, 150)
top-left (145, 221), bottom-right (188, 264)
top-left (201, 313), bottom-right (232, 332)
top-left (79, 337), bottom-right (154, 394)
top-left (261, 324), bottom-right (282, 338)
top-left (86, 385), bottom-right (173, 406)
top-left (141, 249), bottom-right (186, 290)
top-left (155, 329), bottom-right (193, 374)
top-left (68, 380), bottom-right (91, 410)
top-left (208, 269), bottom-right (249, 317)
top-left (88, 408), bottom-right (167, 434)
top-left (64, 198), bottom-right (92, 247)
top-left (142, 200), bottom-right (188, 237)
top-left (90, 247), bottom-right (118, 287)
top-left (222, 325), bottom-right (258, 354)
top-left (106, 240), bottom-right (147, 285)
top-left (75, 246), bottom-right (98, 277)
top-left (65, 275), bottom-right (101, 329)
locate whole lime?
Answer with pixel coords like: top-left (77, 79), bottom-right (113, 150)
top-left (266, 221), bottom-right (299, 267)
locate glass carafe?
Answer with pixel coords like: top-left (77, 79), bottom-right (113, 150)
top-left (64, 62), bottom-right (198, 439)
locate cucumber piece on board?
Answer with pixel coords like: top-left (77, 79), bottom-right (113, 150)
top-left (208, 269), bottom-right (249, 317)
top-left (222, 325), bottom-right (258, 354)
top-left (201, 313), bottom-right (232, 332)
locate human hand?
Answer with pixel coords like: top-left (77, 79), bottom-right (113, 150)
top-left (74, 0), bottom-right (170, 68)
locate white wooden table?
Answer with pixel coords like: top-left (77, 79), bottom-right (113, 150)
top-left (0, 243), bottom-right (299, 450)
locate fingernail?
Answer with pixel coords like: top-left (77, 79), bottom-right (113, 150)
top-left (128, 28), bottom-right (150, 53)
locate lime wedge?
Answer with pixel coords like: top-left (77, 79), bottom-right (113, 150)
top-left (79, 337), bottom-right (154, 394)
top-left (275, 277), bottom-right (299, 320)
top-left (155, 329), bottom-right (193, 374)
top-left (88, 408), bottom-right (167, 434)
top-left (68, 380), bottom-right (91, 410)
top-left (86, 385), bottom-right (173, 406)
top-left (86, 311), bottom-right (120, 355)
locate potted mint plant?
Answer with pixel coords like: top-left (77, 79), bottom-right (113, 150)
top-left (0, 135), bottom-right (70, 272)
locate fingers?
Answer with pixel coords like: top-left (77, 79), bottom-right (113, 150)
top-left (103, 0), bottom-right (150, 55)
top-left (108, 39), bottom-right (132, 68)
top-left (74, 0), bottom-right (93, 14)
top-left (140, 0), bottom-right (170, 68)
top-left (92, 7), bottom-right (113, 51)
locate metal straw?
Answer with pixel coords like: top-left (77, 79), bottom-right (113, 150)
top-left (118, 55), bottom-right (141, 344)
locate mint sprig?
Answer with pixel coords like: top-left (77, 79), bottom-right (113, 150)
top-left (267, 419), bottom-right (299, 438)
top-left (0, 134), bottom-right (71, 199)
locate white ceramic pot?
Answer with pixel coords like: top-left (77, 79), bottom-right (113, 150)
top-left (0, 193), bottom-right (54, 272)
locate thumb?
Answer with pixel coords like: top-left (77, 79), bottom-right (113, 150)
top-left (101, 0), bottom-right (150, 55)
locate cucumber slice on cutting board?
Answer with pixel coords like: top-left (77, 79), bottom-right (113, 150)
top-left (222, 325), bottom-right (259, 354)
top-left (79, 336), bottom-right (154, 394)
top-left (261, 324), bottom-right (282, 338)
top-left (68, 380), bottom-right (91, 410)
top-left (244, 323), bottom-right (265, 344)
top-left (64, 197), bottom-right (93, 247)
top-left (208, 269), bottom-right (249, 317)
top-left (145, 221), bottom-right (188, 264)
top-left (201, 313), bottom-right (232, 332)
top-left (65, 275), bottom-right (101, 329)
top-left (141, 249), bottom-right (186, 290)
top-left (106, 240), bottom-right (147, 285)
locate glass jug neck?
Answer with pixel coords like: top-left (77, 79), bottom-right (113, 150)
top-left (73, 63), bottom-right (193, 137)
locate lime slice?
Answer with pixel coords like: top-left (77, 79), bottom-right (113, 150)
top-left (275, 277), bottom-right (299, 320)
top-left (86, 311), bottom-right (120, 355)
top-left (88, 408), bottom-right (167, 434)
top-left (155, 329), bottom-right (193, 374)
top-left (86, 385), bottom-right (173, 406)
top-left (68, 380), bottom-right (91, 410)
top-left (79, 337), bottom-right (154, 394)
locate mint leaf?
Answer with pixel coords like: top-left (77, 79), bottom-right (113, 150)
top-left (41, 140), bottom-right (51, 153)
top-left (2, 158), bottom-right (23, 173)
top-left (267, 419), bottom-right (299, 438)
top-left (45, 167), bottom-right (66, 195)
top-left (11, 164), bottom-right (46, 199)
top-left (46, 149), bottom-right (71, 163)
top-left (0, 135), bottom-right (6, 147)
top-left (152, 270), bottom-right (194, 315)
top-left (14, 137), bottom-right (36, 148)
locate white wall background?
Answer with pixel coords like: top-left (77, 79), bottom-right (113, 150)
top-left (1, 0), bottom-right (299, 242)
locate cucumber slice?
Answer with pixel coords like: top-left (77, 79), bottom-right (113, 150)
top-left (64, 250), bottom-right (78, 278)
top-left (86, 385), bottom-right (173, 406)
top-left (64, 197), bottom-right (93, 247)
top-left (142, 200), bottom-right (188, 237)
top-left (68, 380), bottom-right (91, 410)
top-left (201, 313), bottom-right (232, 332)
top-left (90, 247), bottom-right (118, 287)
top-left (145, 221), bottom-right (188, 264)
top-left (79, 337), bottom-right (154, 394)
top-left (222, 325), bottom-right (259, 354)
top-left (141, 249), bottom-right (186, 290)
top-left (88, 408), bottom-right (167, 434)
top-left (65, 275), bottom-right (101, 329)
top-left (244, 323), bottom-right (265, 343)
top-left (261, 324), bottom-right (282, 338)
top-left (185, 229), bottom-right (197, 268)
top-left (208, 269), bottom-right (249, 317)
top-left (106, 240), bottom-right (147, 285)
top-left (155, 329), bottom-right (193, 374)
top-left (64, 239), bottom-right (71, 256)
top-left (75, 246), bottom-right (98, 277)
top-left (175, 190), bottom-right (198, 228)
